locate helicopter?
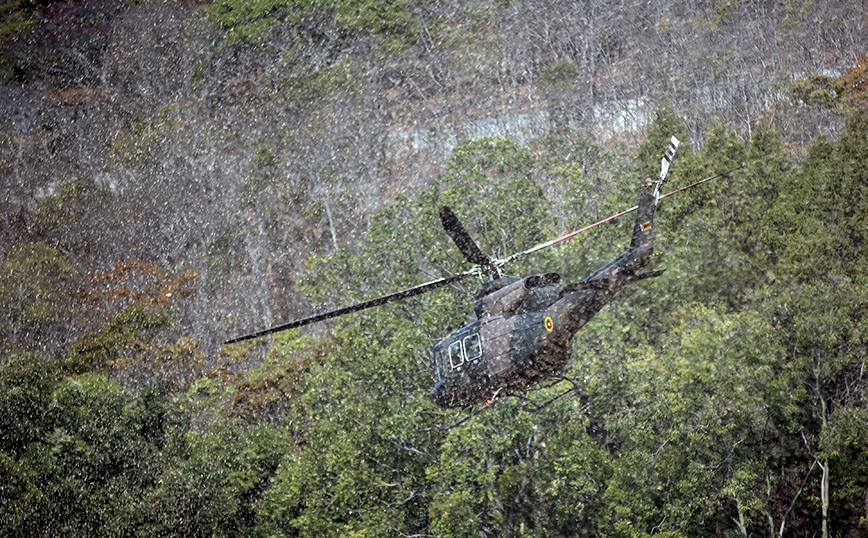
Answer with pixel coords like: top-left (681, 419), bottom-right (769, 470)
top-left (224, 137), bottom-right (740, 414)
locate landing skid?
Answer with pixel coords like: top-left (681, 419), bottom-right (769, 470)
top-left (427, 377), bottom-right (587, 431)
top-left (515, 376), bottom-right (587, 413)
top-left (426, 389), bottom-right (503, 431)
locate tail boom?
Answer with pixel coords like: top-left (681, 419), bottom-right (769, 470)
top-left (583, 136), bottom-right (680, 284)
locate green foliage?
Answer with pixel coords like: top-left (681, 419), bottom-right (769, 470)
top-left (66, 303), bottom-right (171, 374)
top-left (822, 407), bottom-right (868, 501)
top-left (31, 174), bottom-right (114, 239)
top-left (108, 106), bottom-right (182, 167)
top-left (139, 422), bottom-right (285, 536)
top-left (539, 60), bottom-right (580, 92)
top-left (763, 108), bottom-right (868, 282)
top-left (790, 56), bottom-right (868, 111)
top-left (0, 0), bottom-right (41, 42)
top-left (0, 352), bottom-right (58, 457)
top-left (635, 107), bottom-right (691, 181)
top-left (0, 353), bottom-right (285, 537)
top-left (712, 0), bottom-right (738, 26)
top-left (427, 403), bottom-right (610, 538)
top-left (58, 258), bottom-right (203, 392)
top-left (438, 137), bottom-right (553, 265)
top-left (6, 106), bottom-right (868, 535)
top-left (0, 242), bottom-right (77, 326)
top-left (224, 329), bottom-right (320, 423)
top-left (766, 277), bottom-right (867, 420)
top-left (205, 0), bottom-right (417, 48)
top-left (283, 57), bottom-right (364, 114)
top-left (0, 242), bottom-right (84, 355)
top-left (206, 0), bottom-right (293, 42)
top-left (252, 323), bottom-right (437, 537)
top-left (303, 136), bottom-right (557, 310)
top-left (257, 136), bottom-right (566, 537)
top-left (331, 0), bottom-right (416, 49)
top-left (790, 74), bottom-right (845, 108)
top-left (0, 375), bottom-right (167, 536)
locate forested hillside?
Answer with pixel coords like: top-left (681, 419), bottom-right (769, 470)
top-left (1, 1), bottom-right (867, 536)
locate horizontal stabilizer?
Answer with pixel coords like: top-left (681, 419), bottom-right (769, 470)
top-left (559, 278), bottom-right (614, 296)
top-left (628, 268), bottom-right (666, 282)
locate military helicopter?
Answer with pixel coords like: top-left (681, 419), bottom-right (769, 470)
top-left (225, 138), bottom-right (740, 415)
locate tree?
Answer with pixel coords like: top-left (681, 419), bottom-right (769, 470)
top-left (0, 374), bottom-right (167, 536)
top-left (30, 174), bottom-right (118, 267)
top-left (254, 136), bottom-right (566, 537)
top-left (0, 242), bottom-right (88, 356)
top-left (0, 352), bottom-right (58, 458)
top-left (66, 260), bottom-right (203, 394)
top-left (790, 55), bottom-right (868, 112)
top-left (763, 108), bottom-right (868, 283)
top-left (764, 278), bottom-right (868, 538)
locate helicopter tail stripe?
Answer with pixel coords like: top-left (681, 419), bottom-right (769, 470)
top-left (630, 137), bottom-right (679, 251)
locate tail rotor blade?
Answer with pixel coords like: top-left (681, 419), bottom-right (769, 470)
top-left (659, 136), bottom-right (680, 183)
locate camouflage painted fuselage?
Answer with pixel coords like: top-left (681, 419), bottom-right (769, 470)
top-left (429, 179), bottom-right (661, 408)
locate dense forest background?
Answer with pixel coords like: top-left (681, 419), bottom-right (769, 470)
top-left (2, 0), bottom-right (868, 536)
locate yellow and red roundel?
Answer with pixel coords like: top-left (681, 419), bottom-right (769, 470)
top-left (544, 316), bottom-right (554, 332)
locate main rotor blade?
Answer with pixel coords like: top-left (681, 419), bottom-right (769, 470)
top-left (496, 163), bottom-right (746, 267)
top-left (439, 206), bottom-right (492, 267)
top-left (223, 272), bottom-right (472, 345)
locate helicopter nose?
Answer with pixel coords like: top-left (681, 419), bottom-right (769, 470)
top-left (430, 379), bottom-right (469, 409)
top-left (429, 380), bottom-right (445, 405)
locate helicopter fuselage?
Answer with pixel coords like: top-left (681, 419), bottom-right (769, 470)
top-left (429, 180), bottom-right (661, 408)
top-left (429, 268), bottom-right (629, 408)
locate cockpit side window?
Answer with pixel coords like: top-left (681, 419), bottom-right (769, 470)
top-left (463, 333), bottom-right (481, 361)
top-left (448, 340), bottom-right (464, 369)
top-left (433, 346), bottom-right (445, 382)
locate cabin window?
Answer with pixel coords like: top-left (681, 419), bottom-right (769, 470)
top-left (463, 333), bottom-right (481, 361)
top-left (448, 340), bottom-right (464, 369)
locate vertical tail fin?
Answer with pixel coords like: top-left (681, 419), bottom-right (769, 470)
top-left (629, 136), bottom-right (679, 250)
top-left (629, 179), bottom-right (659, 250)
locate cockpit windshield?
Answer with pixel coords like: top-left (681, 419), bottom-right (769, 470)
top-left (463, 333), bottom-right (481, 361)
top-left (448, 340), bottom-right (463, 368)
